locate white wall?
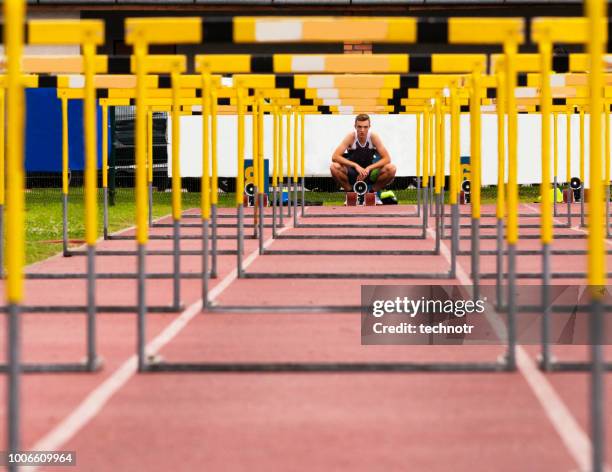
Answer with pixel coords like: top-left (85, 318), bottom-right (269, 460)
top-left (169, 113), bottom-right (602, 187)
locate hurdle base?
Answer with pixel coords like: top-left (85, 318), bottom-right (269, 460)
top-left (0, 356), bottom-right (104, 374)
top-left (142, 360), bottom-right (511, 373)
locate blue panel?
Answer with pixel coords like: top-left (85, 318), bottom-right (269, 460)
top-left (25, 88), bottom-right (106, 172)
top-left (25, 89), bottom-right (62, 172)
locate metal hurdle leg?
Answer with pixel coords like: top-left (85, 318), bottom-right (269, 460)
top-left (581, 187), bottom-right (585, 227)
top-left (607, 185), bottom-right (611, 238)
top-left (506, 243), bottom-right (517, 370)
top-left (137, 243), bottom-right (146, 372)
top-left (422, 187), bottom-right (429, 236)
top-left (567, 184), bottom-right (572, 227)
top-left (0, 207), bottom-right (4, 276)
top-left (450, 203), bottom-right (459, 277)
top-left (471, 218), bottom-right (480, 301)
top-left (434, 193), bottom-right (441, 254)
top-left (429, 180), bottom-right (434, 216)
top-left (416, 179), bottom-right (421, 217)
top-left (496, 218), bottom-right (504, 310)
top-left (103, 187), bottom-right (109, 240)
top-left (62, 192), bottom-right (69, 257)
top-left (293, 182), bottom-right (298, 228)
top-left (440, 189), bottom-right (446, 239)
top-left (237, 205), bottom-right (244, 278)
top-left (211, 204), bottom-right (218, 278)
top-left (553, 176), bottom-right (558, 217)
top-left (202, 219), bottom-right (210, 309)
top-left (148, 182), bottom-right (153, 227)
top-left (301, 176), bottom-right (305, 216)
top-left (7, 303), bottom-right (20, 472)
top-left (540, 243), bottom-right (552, 371)
top-left (272, 186), bottom-right (277, 238)
top-left (253, 185), bottom-right (259, 239)
top-left (86, 244), bottom-right (99, 371)
top-left (287, 181), bottom-right (292, 217)
top-left (173, 219), bottom-right (181, 311)
top-left (590, 297), bottom-right (605, 472)
top-left (259, 193), bottom-right (265, 255)
top-left (279, 180), bottom-right (285, 228)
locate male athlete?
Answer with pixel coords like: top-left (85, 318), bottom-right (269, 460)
top-left (330, 114), bottom-right (397, 204)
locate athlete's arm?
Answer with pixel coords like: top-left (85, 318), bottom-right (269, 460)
top-left (332, 133), bottom-right (368, 181)
top-left (366, 133), bottom-right (391, 172)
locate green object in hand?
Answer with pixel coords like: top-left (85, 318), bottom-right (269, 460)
top-left (369, 168), bottom-right (380, 182)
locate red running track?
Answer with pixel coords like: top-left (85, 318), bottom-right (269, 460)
top-left (0, 203), bottom-right (609, 471)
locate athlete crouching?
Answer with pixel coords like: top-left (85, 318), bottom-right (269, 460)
top-left (330, 114), bottom-right (396, 205)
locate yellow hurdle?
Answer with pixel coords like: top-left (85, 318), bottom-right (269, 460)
top-left (423, 105), bottom-right (430, 190)
top-left (279, 106), bottom-right (284, 197)
top-left (439, 99), bottom-right (445, 200)
top-left (566, 106), bottom-right (572, 183)
top-left (496, 62), bottom-right (506, 220)
top-left (252, 96), bottom-right (259, 199)
top-left (605, 104), bottom-right (610, 188)
top-left (147, 109), bottom-right (153, 222)
top-left (505, 38), bottom-right (519, 245)
top-left (233, 17), bottom-right (417, 43)
top-left (587, 0), bottom-right (607, 292)
top-left (553, 112), bottom-right (558, 187)
top-left (125, 18), bottom-right (201, 245)
top-left (236, 86), bottom-right (245, 207)
top-left (416, 112), bottom-right (421, 196)
top-left (580, 108), bottom-right (585, 185)
top-left (434, 95), bottom-right (442, 195)
top-left (60, 93), bottom-right (70, 196)
top-left (273, 107), bottom-right (279, 189)
top-left (0, 88), bottom-right (4, 209)
top-left (258, 95), bottom-right (265, 194)
top-left (202, 73), bottom-right (211, 220)
top-left (539, 38), bottom-right (553, 245)
top-left (101, 101), bottom-right (109, 192)
top-left (286, 110), bottom-right (292, 190)
top-left (450, 84), bottom-right (460, 205)
top-left (300, 112), bottom-right (305, 181)
top-left (125, 25), bottom-right (149, 245)
top-left (429, 107), bottom-right (434, 185)
top-left (470, 63), bottom-right (482, 220)
top-left (171, 63), bottom-right (182, 221)
top-left (293, 109), bottom-right (299, 185)
top-left (211, 86), bottom-right (219, 207)
top-left (5, 0), bottom-right (26, 305)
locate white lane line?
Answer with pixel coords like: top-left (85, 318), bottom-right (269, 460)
top-left (27, 224), bottom-right (289, 467)
top-left (432, 228), bottom-right (596, 472)
top-left (525, 203), bottom-right (612, 247)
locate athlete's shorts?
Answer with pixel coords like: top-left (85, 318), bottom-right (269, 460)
top-left (347, 167), bottom-right (380, 186)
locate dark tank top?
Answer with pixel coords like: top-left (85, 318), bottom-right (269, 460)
top-left (345, 130), bottom-right (377, 168)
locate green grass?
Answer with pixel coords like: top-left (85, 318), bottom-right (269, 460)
top-left (22, 185), bottom-right (546, 265)
top-left (24, 188), bottom-right (242, 264)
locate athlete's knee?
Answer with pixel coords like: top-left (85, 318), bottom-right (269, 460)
top-left (384, 163), bottom-right (397, 177)
top-left (330, 162), bottom-right (346, 177)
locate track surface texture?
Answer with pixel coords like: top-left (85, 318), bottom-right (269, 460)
top-left (0, 203), bottom-right (610, 471)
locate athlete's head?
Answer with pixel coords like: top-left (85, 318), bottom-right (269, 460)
top-left (354, 114), bottom-right (370, 142)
